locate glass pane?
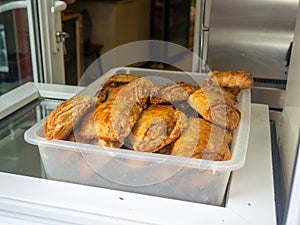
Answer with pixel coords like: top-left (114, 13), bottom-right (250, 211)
top-left (0, 98), bottom-right (63, 178)
top-left (0, 0), bottom-right (24, 5)
top-left (0, 7), bottom-right (33, 95)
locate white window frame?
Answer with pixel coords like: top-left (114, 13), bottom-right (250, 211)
top-left (36, 0), bottom-right (66, 84)
top-left (0, 0), bottom-right (67, 84)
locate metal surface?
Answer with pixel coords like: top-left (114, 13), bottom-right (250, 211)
top-left (269, 110), bottom-right (283, 126)
top-left (283, 132), bottom-right (300, 225)
top-left (277, 2), bottom-right (300, 204)
top-left (251, 86), bottom-right (286, 124)
top-left (205, 0), bottom-right (298, 80)
top-left (193, 0), bottom-right (210, 72)
top-left (270, 121), bottom-right (284, 225)
top-left (251, 87), bottom-right (286, 109)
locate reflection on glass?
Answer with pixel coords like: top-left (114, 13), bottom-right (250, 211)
top-left (0, 8), bottom-right (33, 95)
top-left (0, 24), bottom-right (8, 72)
top-left (0, 0), bottom-right (25, 6)
top-left (0, 98), bottom-right (62, 178)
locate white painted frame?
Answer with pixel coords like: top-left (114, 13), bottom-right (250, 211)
top-left (37, 0), bottom-right (66, 84)
top-left (0, 0), bottom-right (40, 82)
top-left (0, 0), bottom-right (67, 85)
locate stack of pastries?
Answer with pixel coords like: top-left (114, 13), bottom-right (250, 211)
top-left (44, 70), bottom-right (253, 161)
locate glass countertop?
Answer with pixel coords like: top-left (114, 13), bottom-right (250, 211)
top-left (0, 98), bottom-right (62, 178)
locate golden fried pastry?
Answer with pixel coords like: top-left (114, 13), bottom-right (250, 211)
top-left (209, 103), bottom-right (241, 131)
top-left (94, 139), bottom-right (123, 148)
top-left (68, 134), bottom-right (122, 148)
top-left (224, 130), bottom-right (233, 144)
top-left (129, 105), bottom-right (188, 152)
top-left (91, 101), bottom-right (144, 143)
top-left (98, 76), bottom-right (154, 105)
top-left (171, 118), bottom-right (231, 161)
top-left (96, 74), bottom-right (141, 101)
top-left (188, 87), bottom-right (241, 131)
top-left (81, 77), bottom-right (154, 143)
top-left (102, 74), bottom-right (141, 89)
top-left (106, 86), bottom-right (124, 101)
top-left (79, 110), bottom-right (124, 147)
top-left (96, 87), bottom-right (111, 103)
top-left (44, 96), bottom-right (97, 140)
top-left (150, 81), bottom-right (198, 104)
top-left (200, 85), bottom-right (238, 106)
top-left (113, 77), bottom-right (154, 105)
top-left (79, 111), bottom-right (99, 140)
top-left (204, 70), bottom-right (253, 89)
top-left (223, 87), bottom-right (241, 97)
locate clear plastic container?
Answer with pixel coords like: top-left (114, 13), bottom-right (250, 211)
top-left (25, 67), bottom-right (251, 206)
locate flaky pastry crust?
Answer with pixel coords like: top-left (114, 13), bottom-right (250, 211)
top-left (150, 81), bottom-right (198, 104)
top-left (204, 70), bottom-right (253, 89)
top-left (96, 74), bottom-right (141, 102)
top-left (129, 105), bottom-right (188, 152)
top-left (44, 96), bottom-right (97, 140)
top-left (171, 118), bottom-right (231, 161)
top-left (188, 87), bottom-right (241, 131)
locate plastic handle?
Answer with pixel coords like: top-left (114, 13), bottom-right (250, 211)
top-left (0, 1), bottom-right (27, 14)
top-left (50, 1), bottom-right (67, 13)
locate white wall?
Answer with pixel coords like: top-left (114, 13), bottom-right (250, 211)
top-left (278, 2), bottom-right (300, 203)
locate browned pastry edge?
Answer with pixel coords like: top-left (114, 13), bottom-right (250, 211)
top-left (225, 130), bottom-right (233, 144)
top-left (150, 81), bottom-right (198, 104)
top-left (80, 77), bottom-right (155, 144)
top-left (96, 74), bottom-right (141, 101)
top-left (200, 85), bottom-right (238, 106)
top-left (204, 70), bottom-right (254, 89)
top-left (223, 87), bottom-right (241, 97)
top-left (66, 131), bottom-right (123, 148)
top-left (129, 105), bottom-right (188, 153)
top-left (102, 74), bottom-right (141, 88)
top-left (91, 101), bottom-right (144, 142)
top-left (112, 77), bottom-right (154, 105)
top-left (209, 103), bottom-right (241, 131)
top-left (171, 118), bottom-right (231, 161)
top-left (66, 132), bottom-right (76, 142)
top-left (188, 87), bottom-right (241, 131)
top-left (44, 96), bottom-right (97, 140)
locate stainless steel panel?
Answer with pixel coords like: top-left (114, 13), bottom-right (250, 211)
top-left (269, 110), bottom-right (282, 125)
top-left (206, 0), bottom-right (298, 79)
top-left (251, 87), bottom-right (286, 109)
